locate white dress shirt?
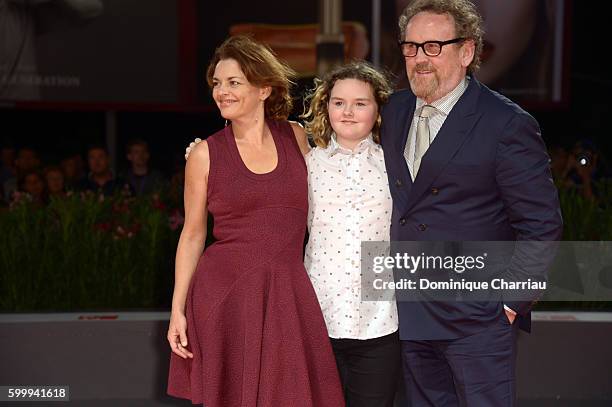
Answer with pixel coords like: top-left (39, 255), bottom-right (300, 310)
top-left (304, 134), bottom-right (398, 339)
top-left (405, 77), bottom-right (469, 180)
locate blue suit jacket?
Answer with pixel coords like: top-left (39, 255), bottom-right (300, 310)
top-left (381, 78), bottom-right (563, 340)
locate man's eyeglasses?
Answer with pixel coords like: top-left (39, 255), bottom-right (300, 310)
top-left (399, 38), bottom-right (465, 57)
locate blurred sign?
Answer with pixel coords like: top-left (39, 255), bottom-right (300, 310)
top-left (1, 0), bottom-right (180, 106)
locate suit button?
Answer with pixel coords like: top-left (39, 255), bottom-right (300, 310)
top-left (418, 224), bottom-right (427, 231)
top-left (395, 179), bottom-right (403, 187)
top-left (431, 187), bottom-right (439, 195)
top-left (399, 218), bottom-right (407, 226)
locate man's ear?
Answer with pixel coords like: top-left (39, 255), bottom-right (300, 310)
top-left (260, 86), bottom-right (272, 101)
top-left (461, 39), bottom-right (476, 69)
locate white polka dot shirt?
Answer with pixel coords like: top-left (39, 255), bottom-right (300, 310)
top-left (304, 134), bottom-right (398, 340)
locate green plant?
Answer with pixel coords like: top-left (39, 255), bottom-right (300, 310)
top-left (534, 180), bottom-right (612, 311)
top-left (558, 181), bottom-right (612, 241)
top-left (0, 191), bottom-right (181, 311)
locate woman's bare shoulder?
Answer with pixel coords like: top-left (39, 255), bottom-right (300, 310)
top-left (288, 121), bottom-right (310, 155)
top-left (185, 140), bottom-right (210, 176)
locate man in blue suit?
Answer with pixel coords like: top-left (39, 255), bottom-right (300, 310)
top-left (380, 0), bottom-right (563, 405)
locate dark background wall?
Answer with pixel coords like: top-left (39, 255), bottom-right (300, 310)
top-left (0, 0), bottom-right (609, 177)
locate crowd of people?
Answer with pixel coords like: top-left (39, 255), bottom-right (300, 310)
top-left (0, 139), bottom-right (181, 209)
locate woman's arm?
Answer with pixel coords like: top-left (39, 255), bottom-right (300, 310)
top-left (168, 140), bottom-right (210, 359)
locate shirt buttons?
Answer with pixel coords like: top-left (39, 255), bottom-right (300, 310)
top-left (399, 218), bottom-right (407, 226)
top-left (418, 224), bottom-right (427, 231)
top-left (431, 187), bottom-right (439, 195)
top-left (395, 179), bottom-right (403, 187)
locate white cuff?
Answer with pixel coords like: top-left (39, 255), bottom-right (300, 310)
top-left (503, 304), bottom-right (517, 315)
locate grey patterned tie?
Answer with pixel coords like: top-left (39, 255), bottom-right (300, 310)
top-left (413, 105), bottom-right (436, 178)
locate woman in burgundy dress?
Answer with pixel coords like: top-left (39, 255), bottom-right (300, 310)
top-left (166, 35), bottom-right (344, 406)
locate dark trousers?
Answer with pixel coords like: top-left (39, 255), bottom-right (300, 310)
top-left (330, 331), bottom-right (401, 407)
top-left (401, 314), bottom-right (518, 407)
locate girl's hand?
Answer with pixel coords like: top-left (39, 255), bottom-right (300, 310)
top-left (185, 138), bottom-right (203, 160)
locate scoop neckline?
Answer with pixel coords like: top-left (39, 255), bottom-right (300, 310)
top-left (226, 119), bottom-right (287, 180)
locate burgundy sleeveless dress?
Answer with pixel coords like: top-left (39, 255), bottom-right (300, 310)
top-left (167, 120), bottom-right (344, 406)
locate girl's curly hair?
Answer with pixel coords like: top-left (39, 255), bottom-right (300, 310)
top-left (301, 61), bottom-right (393, 148)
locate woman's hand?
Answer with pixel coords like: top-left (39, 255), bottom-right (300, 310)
top-left (167, 311), bottom-right (194, 359)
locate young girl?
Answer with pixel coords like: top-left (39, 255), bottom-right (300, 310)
top-left (301, 62), bottom-right (400, 407)
top-left (185, 61), bottom-right (400, 406)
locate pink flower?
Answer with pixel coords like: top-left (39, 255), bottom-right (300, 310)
top-left (9, 191), bottom-right (33, 210)
top-left (80, 190), bottom-right (94, 201)
top-left (112, 201), bottom-right (130, 214)
top-left (169, 209), bottom-right (185, 231)
top-left (151, 194), bottom-right (167, 211)
top-left (93, 222), bottom-right (112, 232)
top-left (121, 184), bottom-right (132, 197)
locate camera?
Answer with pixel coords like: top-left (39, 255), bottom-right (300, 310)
top-left (576, 152), bottom-right (591, 167)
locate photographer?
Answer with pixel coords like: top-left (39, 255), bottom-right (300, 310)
top-left (552, 139), bottom-right (609, 201)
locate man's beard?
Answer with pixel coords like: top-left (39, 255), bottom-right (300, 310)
top-left (408, 62), bottom-right (439, 100)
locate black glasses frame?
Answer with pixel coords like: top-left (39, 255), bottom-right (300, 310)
top-left (399, 38), bottom-right (466, 57)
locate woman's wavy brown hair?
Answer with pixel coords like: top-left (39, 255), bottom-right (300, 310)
top-left (206, 35), bottom-right (296, 120)
top-left (301, 61), bottom-right (393, 148)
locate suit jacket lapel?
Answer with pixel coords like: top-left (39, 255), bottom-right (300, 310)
top-left (403, 78), bottom-right (483, 215)
top-left (395, 96), bottom-right (417, 158)
top-left (388, 95), bottom-right (417, 209)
